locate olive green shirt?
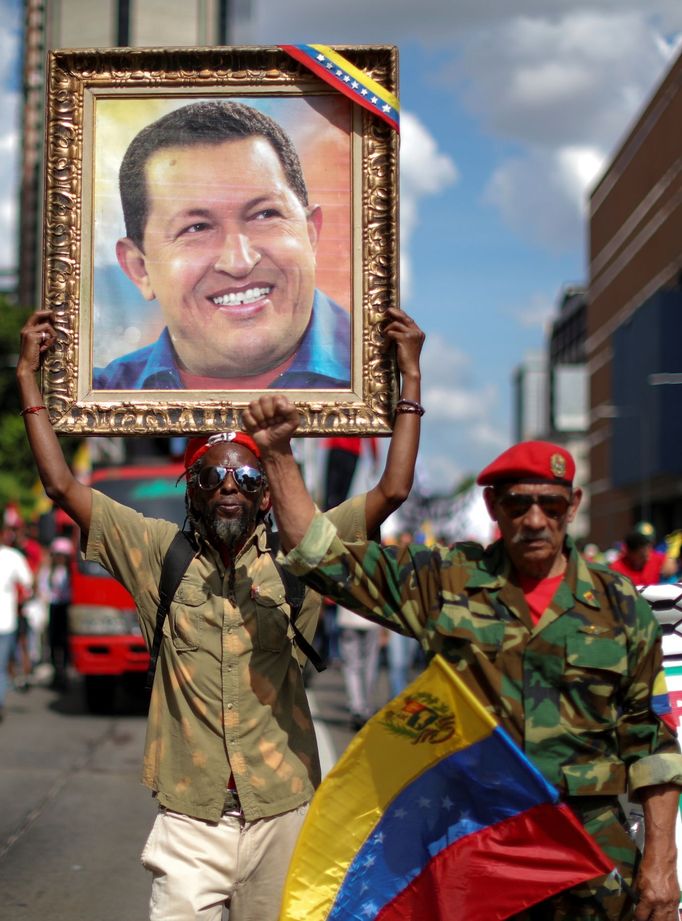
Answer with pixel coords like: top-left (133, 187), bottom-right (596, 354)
top-left (86, 491), bottom-right (366, 821)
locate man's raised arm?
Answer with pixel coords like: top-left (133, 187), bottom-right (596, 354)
top-left (242, 396), bottom-right (317, 551)
top-left (244, 307), bottom-right (425, 549)
top-left (17, 310), bottom-right (93, 537)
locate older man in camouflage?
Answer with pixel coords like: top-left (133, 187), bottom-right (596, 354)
top-left (243, 400), bottom-right (682, 921)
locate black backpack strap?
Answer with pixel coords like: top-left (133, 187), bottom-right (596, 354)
top-left (267, 530), bottom-right (326, 673)
top-left (145, 530), bottom-right (196, 692)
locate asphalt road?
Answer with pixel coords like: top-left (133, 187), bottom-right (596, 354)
top-left (0, 664), bottom-right (367, 921)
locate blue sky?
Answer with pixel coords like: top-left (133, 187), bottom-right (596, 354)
top-left (1, 1), bottom-right (681, 492)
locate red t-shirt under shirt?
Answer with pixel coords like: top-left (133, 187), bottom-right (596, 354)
top-left (518, 573), bottom-right (564, 625)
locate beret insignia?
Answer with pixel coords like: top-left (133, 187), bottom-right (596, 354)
top-left (550, 453), bottom-right (566, 478)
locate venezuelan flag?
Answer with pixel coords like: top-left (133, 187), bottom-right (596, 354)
top-left (279, 44), bottom-right (400, 132)
top-left (281, 655), bottom-right (614, 921)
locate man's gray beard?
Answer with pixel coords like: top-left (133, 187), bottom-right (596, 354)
top-left (212, 514), bottom-right (251, 552)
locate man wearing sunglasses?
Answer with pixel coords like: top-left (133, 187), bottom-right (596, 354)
top-left (241, 417), bottom-right (682, 921)
top-left (17, 305), bottom-right (423, 921)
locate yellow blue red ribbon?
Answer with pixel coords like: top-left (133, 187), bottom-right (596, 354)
top-left (279, 44), bottom-right (400, 132)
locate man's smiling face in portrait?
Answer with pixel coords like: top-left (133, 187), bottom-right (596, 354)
top-left (117, 135), bottom-right (322, 379)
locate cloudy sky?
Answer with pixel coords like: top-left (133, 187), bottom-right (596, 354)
top-left (1, 1), bottom-right (681, 490)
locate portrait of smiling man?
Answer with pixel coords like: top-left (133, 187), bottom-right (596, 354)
top-left (92, 100), bottom-right (351, 391)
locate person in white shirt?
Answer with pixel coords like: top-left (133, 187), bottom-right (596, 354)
top-left (336, 604), bottom-right (383, 731)
top-left (0, 530), bottom-right (34, 721)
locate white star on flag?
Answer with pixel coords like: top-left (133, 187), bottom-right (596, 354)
top-left (361, 903), bottom-right (379, 917)
top-left (343, 75), bottom-right (351, 82)
top-left (442, 795), bottom-right (454, 810)
top-left (382, 104), bottom-right (391, 113)
top-left (316, 54), bottom-right (325, 61)
top-left (393, 807), bottom-right (408, 819)
top-left (351, 81), bottom-right (359, 89)
top-left (336, 69), bottom-right (342, 76)
top-left (371, 95), bottom-right (378, 104)
top-left (418, 796), bottom-right (431, 809)
top-left (326, 62), bottom-right (333, 69)
top-left (364, 854), bottom-right (376, 868)
top-left (360, 88), bottom-right (368, 96)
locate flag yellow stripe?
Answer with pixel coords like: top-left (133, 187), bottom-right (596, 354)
top-left (281, 656), bottom-right (494, 920)
top-left (309, 44), bottom-right (400, 112)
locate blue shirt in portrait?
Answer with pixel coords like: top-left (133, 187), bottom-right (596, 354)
top-left (92, 290), bottom-right (351, 391)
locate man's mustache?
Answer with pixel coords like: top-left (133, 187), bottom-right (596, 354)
top-left (511, 529), bottom-right (552, 545)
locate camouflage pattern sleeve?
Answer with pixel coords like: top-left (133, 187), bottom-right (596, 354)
top-left (613, 578), bottom-right (682, 796)
top-left (284, 511), bottom-right (443, 642)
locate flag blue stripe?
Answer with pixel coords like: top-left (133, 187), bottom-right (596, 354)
top-left (652, 692), bottom-right (672, 715)
top-left (329, 726), bottom-right (558, 920)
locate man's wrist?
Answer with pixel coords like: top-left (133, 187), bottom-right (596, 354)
top-left (259, 444), bottom-right (296, 468)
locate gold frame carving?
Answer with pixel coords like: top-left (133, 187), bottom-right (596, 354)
top-left (41, 45), bottom-right (399, 436)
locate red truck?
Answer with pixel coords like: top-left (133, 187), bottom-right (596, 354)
top-left (67, 461), bottom-right (186, 712)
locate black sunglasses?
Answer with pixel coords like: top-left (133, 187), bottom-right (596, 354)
top-left (197, 465), bottom-right (265, 494)
top-left (498, 492), bottom-right (571, 520)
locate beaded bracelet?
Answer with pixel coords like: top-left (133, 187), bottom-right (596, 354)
top-left (395, 399), bottom-right (425, 417)
top-left (19, 405), bottom-right (47, 416)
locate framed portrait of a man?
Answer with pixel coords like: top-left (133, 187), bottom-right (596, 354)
top-left (41, 46), bottom-right (399, 436)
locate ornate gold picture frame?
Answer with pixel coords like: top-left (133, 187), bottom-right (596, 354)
top-left (42, 45), bottom-right (399, 436)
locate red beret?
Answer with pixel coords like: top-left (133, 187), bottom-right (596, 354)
top-left (184, 432), bottom-right (261, 470)
top-left (476, 441), bottom-right (575, 487)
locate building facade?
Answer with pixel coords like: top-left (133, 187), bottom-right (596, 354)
top-left (587, 48), bottom-right (682, 549)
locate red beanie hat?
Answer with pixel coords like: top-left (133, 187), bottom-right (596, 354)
top-left (183, 432), bottom-right (262, 470)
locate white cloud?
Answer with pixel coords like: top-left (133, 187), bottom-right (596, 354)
top-left (452, 11), bottom-right (674, 149)
top-left (239, 1), bottom-right (682, 47)
top-left (484, 143), bottom-right (607, 251)
top-left (447, 9), bottom-right (681, 249)
top-left (510, 291), bottom-right (557, 331)
top-left (414, 333), bottom-right (507, 485)
top-left (400, 111), bottom-right (458, 296)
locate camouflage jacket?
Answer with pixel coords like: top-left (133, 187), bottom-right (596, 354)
top-left (86, 491), bottom-right (366, 822)
top-left (285, 514), bottom-right (682, 799)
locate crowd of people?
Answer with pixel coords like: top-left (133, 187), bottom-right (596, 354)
top-left (0, 512), bottom-right (73, 721)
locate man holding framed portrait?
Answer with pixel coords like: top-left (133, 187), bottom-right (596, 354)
top-left (19, 302), bottom-right (424, 921)
top-left (93, 100), bottom-right (351, 391)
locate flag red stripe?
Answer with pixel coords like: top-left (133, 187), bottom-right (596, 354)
top-left (376, 803), bottom-right (614, 921)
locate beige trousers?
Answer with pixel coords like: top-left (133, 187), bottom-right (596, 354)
top-left (141, 804), bottom-right (308, 921)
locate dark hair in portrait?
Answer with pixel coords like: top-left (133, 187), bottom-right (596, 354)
top-left (119, 100), bottom-right (311, 249)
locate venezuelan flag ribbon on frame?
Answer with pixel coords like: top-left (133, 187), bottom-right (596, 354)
top-left (280, 655), bottom-right (615, 921)
top-left (278, 44), bottom-right (399, 132)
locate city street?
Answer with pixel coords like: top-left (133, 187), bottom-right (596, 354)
top-left (0, 664), bottom-right (385, 920)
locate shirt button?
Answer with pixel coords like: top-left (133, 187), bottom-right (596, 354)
top-left (227, 703), bottom-right (234, 710)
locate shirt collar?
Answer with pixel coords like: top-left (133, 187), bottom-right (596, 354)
top-left (285, 289), bottom-right (350, 381)
top-left (139, 328), bottom-right (183, 388)
top-left (462, 535), bottom-right (602, 609)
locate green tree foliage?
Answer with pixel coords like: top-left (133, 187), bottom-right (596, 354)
top-left (0, 301), bottom-right (36, 513)
top-left (0, 299), bottom-right (77, 518)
